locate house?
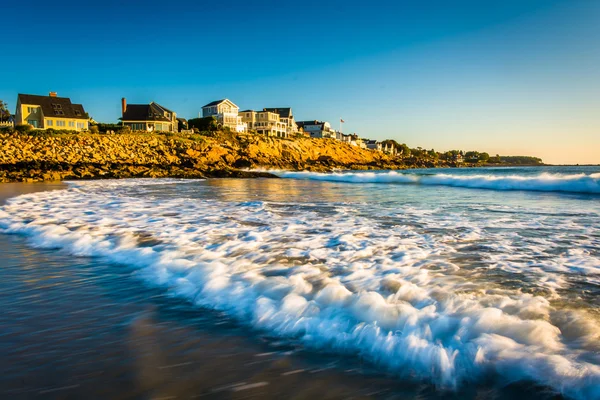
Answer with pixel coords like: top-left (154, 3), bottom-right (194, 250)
top-left (296, 120), bottom-right (334, 139)
top-left (15, 92), bottom-right (89, 131)
top-left (201, 99), bottom-right (246, 132)
top-left (382, 142), bottom-right (397, 156)
top-left (297, 124), bottom-right (310, 137)
top-left (341, 133), bottom-right (366, 148)
top-left (238, 110), bottom-right (256, 132)
top-left (177, 118), bottom-right (189, 132)
top-left (0, 114), bottom-right (14, 128)
top-left (365, 139), bottom-right (382, 152)
top-left (121, 98), bottom-right (177, 132)
top-left (240, 109), bottom-right (287, 137)
top-left (263, 108), bottom-right (298, 136)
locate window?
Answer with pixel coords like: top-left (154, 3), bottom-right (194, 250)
top-left (46, 120), bottom-right (53, 126)
top-left (56, 120), bottom-right (66, 127)
top-left (52, 103), bottom-right (64, 116)
top-left (68, 121), bottom-right (75, 127)
top-left (28, 120), bottom-right (38, 128)
top-left (74, 110), bottom-right (82, 117)
top-left (27, 107), bottom-right (37, 114)
top-left (77, 122), bottom-right (85, 130)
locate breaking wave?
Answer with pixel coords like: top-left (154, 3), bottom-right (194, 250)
top-left (273, 171), bottom-right (600, 194)
top-left (1, 179), bottom-right (599, 399)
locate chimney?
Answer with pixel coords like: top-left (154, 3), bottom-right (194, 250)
top-left (49, 92), bottom-right (57, 97)
top-left (121, 98), bottom-right (127, 115)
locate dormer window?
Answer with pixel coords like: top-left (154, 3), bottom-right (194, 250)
top-left (52, 103), bottom-right (64, 115)
top-left (74, 110), bottom-right (82, 117)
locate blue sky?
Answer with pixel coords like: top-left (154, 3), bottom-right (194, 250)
top-left (2, 0), bottom-right (599, 164)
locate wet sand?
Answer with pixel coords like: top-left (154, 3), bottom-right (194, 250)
top-left (0, 182), bottom-right (67, 205)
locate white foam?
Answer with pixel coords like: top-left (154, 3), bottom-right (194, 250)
top-left (273, 171), bottom-right (600, 194)
top-left (1, 179), bottom-right (600, 400)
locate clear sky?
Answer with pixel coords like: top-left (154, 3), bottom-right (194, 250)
top-left (2, 0), bottom-right (599, 164)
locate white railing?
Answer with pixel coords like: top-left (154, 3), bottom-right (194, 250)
top-left (0, 121), bottom-right (14, 128)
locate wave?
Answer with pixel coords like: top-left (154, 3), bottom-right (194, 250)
top-left (273, 171), bottom-right (600, 194)
top-left (1, 181), bottom-right (600, 400)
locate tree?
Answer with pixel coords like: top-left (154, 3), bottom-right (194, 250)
top-left (464, 151), bottom-right (480, 163)
top-left (411, 147), bottom-right (424, 158)
top-left (0, 100), bottom-right (9, 122)
top-left (188, 116), bottom-right (218, 132)
top-left (381, 139), bottom-right (401, 150)
top-left (399, 143), bottom-right (411, 157)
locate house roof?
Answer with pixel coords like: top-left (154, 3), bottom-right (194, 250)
top-left (296, 120), bottom-right (322, 127)
top-left (263, 107), bottom-right (292, 118)
top-left (240, 109), bottom-right (255, 113)
top-left (122, 103), bottom-right (172, 122)
top-left (18, 94), bottom-right (88, 120)
top-left (153, 102), bottom-right (174, 114)
top-left (202, 99), bottom-right (228, 107)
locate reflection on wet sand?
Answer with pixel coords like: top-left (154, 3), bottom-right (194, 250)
top-left (0, 233), bottom-right (455, 400)
top-left (0, 182), bottom-right (66, 205)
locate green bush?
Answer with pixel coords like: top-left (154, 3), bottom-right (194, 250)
top-left (14, 124), bottom-right (32, 133)
top-left (188, 116), bottom-right (218, 132)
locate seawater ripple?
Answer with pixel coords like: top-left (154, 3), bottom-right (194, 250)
top-left (272, 170), bottom-right (600, 194)
top-left (1, 178), bottom-right (600, 400)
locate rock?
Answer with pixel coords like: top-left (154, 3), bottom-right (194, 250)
top-left (0, 130), bottom-right (429, 183)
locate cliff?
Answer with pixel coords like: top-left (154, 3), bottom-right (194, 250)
top-left (0, 131), bottom-right (441, 182)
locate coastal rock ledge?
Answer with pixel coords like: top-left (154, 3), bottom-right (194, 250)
top-left (0, 131), bottom-right (439, 182)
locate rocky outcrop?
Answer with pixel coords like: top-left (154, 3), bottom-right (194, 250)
top-left (0, 131), bottom-right (445, 182)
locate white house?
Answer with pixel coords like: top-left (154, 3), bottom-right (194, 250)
top-left (365, 139), bottom-right (382, 151)
top-left (296, 120), bottom-right (334, 139)
top-left (342, 133), bottom-right (366, 148)
top-left (202, 99), bottom-right (247, 132)
top-left (382, 142), bottom-right (397, 156)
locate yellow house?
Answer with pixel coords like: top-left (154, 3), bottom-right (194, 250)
top-left (15, 92), bottom-right (89, 131)
top-left (239, 109), bottom-right (287, 137)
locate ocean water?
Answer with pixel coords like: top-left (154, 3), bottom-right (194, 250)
top-left (1, 166), bottom-right (599, 399)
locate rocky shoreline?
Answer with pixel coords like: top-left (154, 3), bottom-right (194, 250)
top-left (0, 130), bottom-right (453, 183)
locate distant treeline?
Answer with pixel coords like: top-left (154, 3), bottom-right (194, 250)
top-left (379, 140), bottom-right (543, 164)
top-left (494, 155), bottom-right (543, 165)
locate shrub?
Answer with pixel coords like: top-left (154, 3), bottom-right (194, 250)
top-left (90, 125), bottom-right (99, 133)
top-left (14, 124), bottom-right (32, 133)
top-left (188, 116), bottom-right (218, 132)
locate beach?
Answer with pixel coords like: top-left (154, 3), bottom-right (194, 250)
top-left (1, 167), bottom-right (598, 399)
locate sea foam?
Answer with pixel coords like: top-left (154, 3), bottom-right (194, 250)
top-left (1, 179), bottom-right (599, 400)
top-left (273, 171), bottom-right (600, 194)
